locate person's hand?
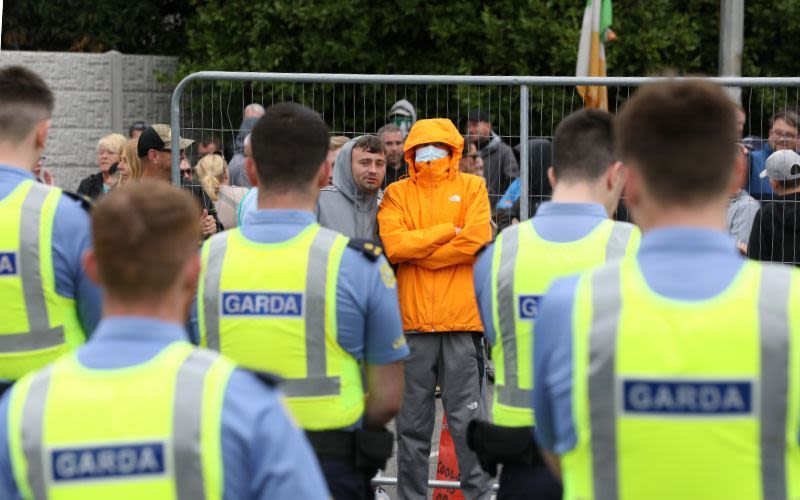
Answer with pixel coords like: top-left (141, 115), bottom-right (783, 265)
top-left (201, 209), bottom-right (217, 237)
top-left (42, 169), bottom-right (55, 186)
top-left (455, 227), bottom-right (462, 235)
top-left (737, 240), bottom-right (747, 256)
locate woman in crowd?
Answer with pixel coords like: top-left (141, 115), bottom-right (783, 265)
top-left (116, 138), bottom-right (142, 186)
top-left (77, 133), bottom-right (127, 199)
top-left (195, 153), bottom-right (249, 229)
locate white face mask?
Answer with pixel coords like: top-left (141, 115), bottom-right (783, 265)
top-left (415, 145), bottom-right (449, 163)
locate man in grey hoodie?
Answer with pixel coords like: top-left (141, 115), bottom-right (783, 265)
top-left (316, 135), bottom-right (386, 241)
top-left (465, 110), bottom-right (520, 208)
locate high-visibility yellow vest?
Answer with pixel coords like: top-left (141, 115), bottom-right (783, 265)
top-left (198, 224), bottom-right (365, 430)
top-left (7, 342), bottom-right (232, 500)
top-left (0, 181), bottom-right (85, 381)
top-left (563, 259), bottom-right (800, 500)
top-left (490, 219), bottom-right (639, 427)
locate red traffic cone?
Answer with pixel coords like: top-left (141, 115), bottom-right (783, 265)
top-left (433, 414), bottom-right (465, 500)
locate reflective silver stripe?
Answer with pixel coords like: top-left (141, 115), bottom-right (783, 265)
top-left (495, 226), bottom-right (530, 407)
top-left (202, 233), bottom-right (229, 350)
top-left (173, 349), bottom-right (217, 500)
top-left (0, 184), bottom-right (64, 353)
top-left (285, 227), bottom-right (341, 398)
top-left (757, 264), bottom-right (790, 500)
top-left (21, 365), bottom-right (53, 500)
top-left (604, 223), bottom-right (633, 261)
top-left (587, 264), bottom-right (621, 500)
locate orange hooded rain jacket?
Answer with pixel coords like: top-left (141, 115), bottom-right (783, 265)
top-left (378, 118), bottom-right (492, 333)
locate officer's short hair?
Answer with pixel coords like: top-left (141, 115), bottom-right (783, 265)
top-left (91, 180), bottom-right (201, 301)
top-left (0, 66), bottom-right (55, 144)
top-left (616, 80), bottom-right (738, 204)
top-left (251, 102), bottom-right (329, 191)
top-left (552, 109), bottom-right (615, 182)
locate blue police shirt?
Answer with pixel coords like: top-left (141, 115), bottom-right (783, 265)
top-left (0, 317), bottom-right (330, 500)
top-left (474, 202), bottom-right (610, 345)
top-left (529, 227), bottom-right (794, 455)
top-left (0, 164), bottom-right (101, 335)
top-left (190, 209), bottom-right (408, 364)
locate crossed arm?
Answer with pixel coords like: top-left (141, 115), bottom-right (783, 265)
top-left (378, 183), bottom-right (491, 270)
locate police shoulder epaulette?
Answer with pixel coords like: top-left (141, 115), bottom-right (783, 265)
top-left (245, 369), bottom-right (281, 388)
top-left (62, 191), bottom-right (94, 212)
top-left (347, 238), bottom-right (384, 261)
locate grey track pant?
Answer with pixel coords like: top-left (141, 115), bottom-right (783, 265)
top-left (396, 332), bottom-right (492, 500)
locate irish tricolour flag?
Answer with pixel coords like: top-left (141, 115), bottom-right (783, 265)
top-left (576, 0), bottom-right (615, 110)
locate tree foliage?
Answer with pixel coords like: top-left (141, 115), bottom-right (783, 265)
top-left (179, 0), bottom-right (722, 76)
top-left (2, 0), bottom-right (191, 54)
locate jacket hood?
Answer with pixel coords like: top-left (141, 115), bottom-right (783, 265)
top-left (403, 119), bottom-right (464, 182)
top-left (389, 99), bottom-right (417, 123)
top-left (480, 131), bottom-right (502, 153)
top-left (332, 136), bottom-right (381, 204)
top-left (234, 117), bottom-right (259, 154)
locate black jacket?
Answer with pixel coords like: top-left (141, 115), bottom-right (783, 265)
top-left (747, 192), bottom-right (800, 266)
top-left (76, 172), bottom-right (106, 200)
top-left (384, 162), bottom-right (408, 187)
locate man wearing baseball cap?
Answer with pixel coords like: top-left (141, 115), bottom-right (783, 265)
top-left (138, 124), bottom-right (221, 237)
top-left (748, 149), bottom-right (800, 265)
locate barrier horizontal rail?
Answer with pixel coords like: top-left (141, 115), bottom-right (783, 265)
top-left (173, 71), bottom-right (800, 88)
top-left (371, 475), bottom-right (500, 492)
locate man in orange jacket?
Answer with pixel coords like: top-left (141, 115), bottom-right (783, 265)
top-left (378, 118), bottom-right (493, 499)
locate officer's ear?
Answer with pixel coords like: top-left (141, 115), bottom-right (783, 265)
top-left (34, 119), bottom-right (51, 153)
top-left (82, 250), bottom-right (102, 286)
top-left (316, 158), bottom-right (332, 189)
top-left (245, 157), bottom-right (259, 187)
top-left (181, 253), bottom-right (201, 297)
top-left (546, 166), bottom-right (557, 190)
top-left (622, 163), bottom-right (642, 212)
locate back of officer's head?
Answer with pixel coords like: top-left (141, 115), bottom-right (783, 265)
top-left (90, 181), bottom-right (200, 302)
top-left (250, 102), bottom-right (330, 192)
top-left (616, 80), bottom-right (737, 206)
top-left (0, 66), bottom-right (54, 145)
top-left (552, 109), bottom-right (615, 182)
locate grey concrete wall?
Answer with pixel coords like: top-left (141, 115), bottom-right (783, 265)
top-left (0, 50), bottom-right (178, 190)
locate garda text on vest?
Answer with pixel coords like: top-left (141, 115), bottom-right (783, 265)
top-left (50, 442), bottom-right (166, 482)
top-left (0, 252), bottom-right (18, 276)
top-left (221, 292), bottom-right (304, 317)
top-left (517, 295), bottom-right (541, 320)
top-left (622, 378), bottom-right (754, 416)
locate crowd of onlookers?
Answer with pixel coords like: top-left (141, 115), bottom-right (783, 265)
top-left (53, 99), bottom-right (800, 267)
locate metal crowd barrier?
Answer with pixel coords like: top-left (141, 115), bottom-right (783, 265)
top-left (170, 72), bottom-right (800, 223)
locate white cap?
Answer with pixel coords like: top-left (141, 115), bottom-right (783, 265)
top-left (760, 149), bottom-right (800, 181)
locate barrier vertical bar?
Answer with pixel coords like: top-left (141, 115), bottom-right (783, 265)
top-left (519, 84), bottom-right (530, 220)
top-left (170, 76), bottom-right (187, 186)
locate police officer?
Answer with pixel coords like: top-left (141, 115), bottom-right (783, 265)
top-left (0, 66), bottom-right (101, 387)
top-left (192, 102), bottom-right (409, 500)
top-left (0, 180), bottom-right (328, 499)
top-left (471, 109), bottom-right (639, 499)
top-left (534, 80), bottom-right (800, 500)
